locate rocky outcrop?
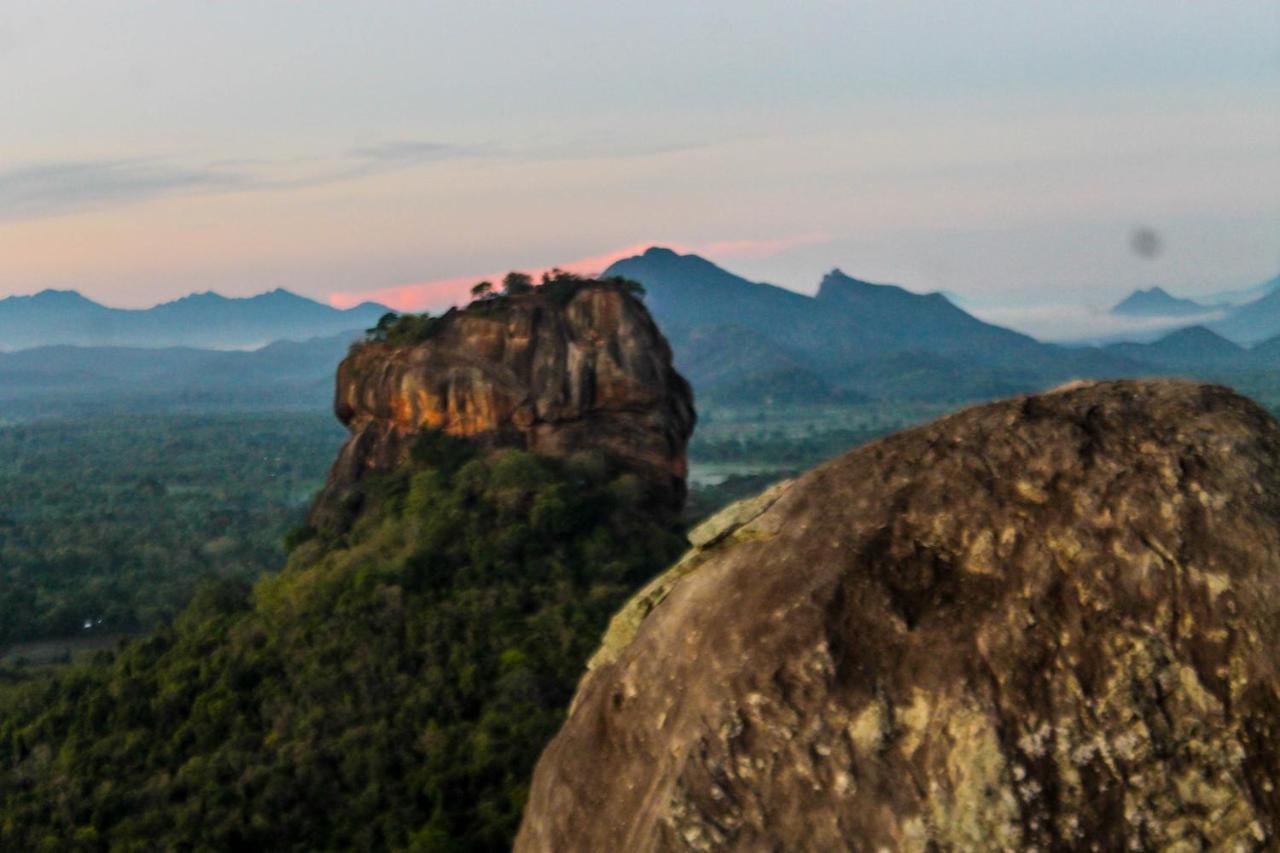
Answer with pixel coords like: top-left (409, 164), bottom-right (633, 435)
top-left (308, 283), bottom-right (694, 531)
top-left (517, 380), bottom-right (1280, 852)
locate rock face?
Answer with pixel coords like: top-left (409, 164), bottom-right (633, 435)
top-left (308, 283), bottom-right (695, 531)
top-left (517, 380), bottom-right (1280, 852)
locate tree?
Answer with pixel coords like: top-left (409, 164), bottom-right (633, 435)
top-left (470, 281), bottom-right (493, 300)
top-left (367, 312), bottom-right (400, 340)
top-left (540, 268), bottom-right (577, 286)
top-left (501, 272), bottom-right (534, 296)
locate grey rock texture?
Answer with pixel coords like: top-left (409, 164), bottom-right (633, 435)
top-left (308, 283), bottom-right (695, 531)
top-left (587, 478), bottom-right (795, 674)
top-left (517, 379), bottom-right (1280, 852)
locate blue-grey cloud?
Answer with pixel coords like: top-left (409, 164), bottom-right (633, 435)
top-left (349, 136), bottom-right (709, 166)
top-left (0, 142), bottom-right (498, 222)
top-left (0, 159), bottom-right (252, 222)
top-left (347, 140), bottom-right (491, 164)
top-left (346, 136), bottom-right (706, 166)
top-left (0, 136), bottom-right (706, 223)
top-left (523, 136), bottom-right (709, 162)
top-left (0, 155), bottom-right (376, 223)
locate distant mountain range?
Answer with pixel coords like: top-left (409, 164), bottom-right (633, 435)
top-left (605, 248), bottom-right (1130, 401)
top-left (0, 288), bottom-right (389, 351)
top-left (1210, 287), bottom-right (1280, 346)
top-left (1105, 325), bottom-right (1248, 368)
top-left (1111, 286), bottom-right (1218, 318)
top-left (1205, 274), bottom-right (1280, 307)
top-left (1109, 275), bottom-right (1280, 345)
top-left (0, 332), bottom-right (357, 417)
top-left (3, 250), bottom-right (1278, 415)
top-left (604, 248), bottom-right (1280, 403)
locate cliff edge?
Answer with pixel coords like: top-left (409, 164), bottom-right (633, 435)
top-left (309, 281), bottom-right (695, 531)
top-left (518, 379), bottom-right (1280, 851)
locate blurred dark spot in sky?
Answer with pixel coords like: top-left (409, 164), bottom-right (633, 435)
top-left (1130, 227), bottom-right (1163, 260)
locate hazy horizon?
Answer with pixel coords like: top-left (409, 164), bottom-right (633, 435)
top-left (5, 240), bottom-right (1275, 345)
top-left (2, 1), bottom-right (1277, 320)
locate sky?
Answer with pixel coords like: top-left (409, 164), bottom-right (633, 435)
top-left (1, 1), bottom-right (1277, 339)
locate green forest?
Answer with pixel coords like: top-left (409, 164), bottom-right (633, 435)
top-left (0, 414), bottom-right (344, 651)
top-left (0, 398), bottom-right (940, 658)
top-left (0, 431), bottom-right (685, 850)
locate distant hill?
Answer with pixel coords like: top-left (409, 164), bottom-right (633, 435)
top-left (605, 248), bottom-right (813, 341)
top-left (1100, 275), bottom-right (1280, 347)
top-left (1106, 325), bottom-right (1245, 368)
top-left (1247, 333), bottom-right (1280, 361)
top-left (1111, 286), bottom-right (1215, 317)
top-left (0, 331), bottom-right (358, 416)
top-left (1205, 273), bottom-right (1280, 307)
top-left (15, 309), bottom-right (1268, 419)
top-left (8, 253), bottom-right (1280, 412)
top-left (1211, 286), bottom-right (1280, 346)
top-left (938, 290), bottom-right (976, 309)
top-left (604, 247), bottom-right (1141, 402)
top-left (606, 248), bottom-right (1039, 360)
top-left (0, 288), bottom-right (389, 351)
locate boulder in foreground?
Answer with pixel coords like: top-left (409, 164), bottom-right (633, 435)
top-left (518, 379), bottom-right (1280, 851)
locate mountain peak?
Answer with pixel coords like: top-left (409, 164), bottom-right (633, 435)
top-left (1112, 286), bottom-right (1208, 317)
top-left (1157, 325), bottom-right (1241, 351)
top-left (161, 290), bottom-right (230, 307)
top-left (9, 289), bottom-right (99, 306)
top-left (0, 286), bottom-right (389, 350)
top-left (816, 269), bottom-right (908, 301)
top-left (254, 287), bottom-right (312, 304)
top-left (624, 246), bottom-right (724, 275)
top-left (1107, 324), bottom-right (1245, 366)
top-left (1163, 323), bottom-right (1221, 339)
top-left (606, 247), bottom-right (760, 289)
top-left (821, 267), bottom-right (868, 286)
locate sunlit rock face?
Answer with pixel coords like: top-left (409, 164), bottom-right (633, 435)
top-left (309, 283), bottom-right (695, 531)
top-left (517, 380), bottom-right (1280, 852)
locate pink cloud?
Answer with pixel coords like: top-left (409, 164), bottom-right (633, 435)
top-left (330, 275), bottom-right (482, 311)
top-left (328, 234), bottom-right (827, 312)
top-left (692, 233), bottom-right (828, 259)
